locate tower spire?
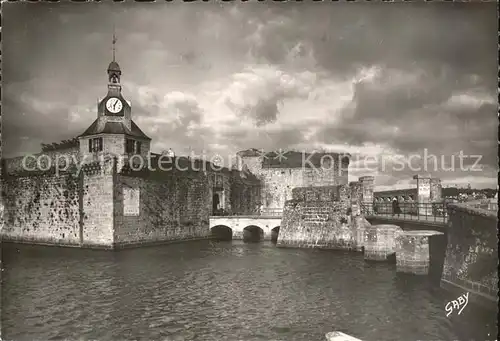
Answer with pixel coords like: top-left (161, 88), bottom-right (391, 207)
top-left (112, 26), bottom-right (117, 62)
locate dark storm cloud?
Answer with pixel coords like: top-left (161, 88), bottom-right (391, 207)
top-left (1, 1), bottom-right (497, 188)
top-left (248, 3), bottom-right (497, 83)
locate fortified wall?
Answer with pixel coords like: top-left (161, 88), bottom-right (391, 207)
top-left (441, 203), bottom-right (498, 307)
top-left (276, 177), bottom-right (373, 250)
top-left (5, 146), bottom-right (80, 174)
top-left (2, 155), bottom-right (261, 249)
top-left (1, 55), bottom-right (262, 249)
top-left (2, 161), bottom-right (115, 247)
top-left (236, 149), bottom-right (350, 213)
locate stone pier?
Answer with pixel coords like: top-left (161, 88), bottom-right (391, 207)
top-left (364, 224), bottom-right (402, 261)
top-left (412, 174), bottom-right (442, 216)
top-left (413, 174), bottom-right (432, 216)
top-left (359, 176), bottom-right (374, 214)
top-left (395, 230), bottom-right (444, 275)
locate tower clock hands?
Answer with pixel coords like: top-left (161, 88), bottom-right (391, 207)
top-left (105, 97), bottom-right (122, 114)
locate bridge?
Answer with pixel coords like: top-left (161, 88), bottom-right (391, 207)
top-left (209, 199), bottom-right (498, 311)
top-left (209, 203), bottom-right (450, 242)
top-left (209, 214), bottom-right (282, 242)
top-left (363, 202), bottom-right (448, 234)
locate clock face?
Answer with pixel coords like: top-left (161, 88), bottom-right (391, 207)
top-left (106, 97), bottom-right (123, 114)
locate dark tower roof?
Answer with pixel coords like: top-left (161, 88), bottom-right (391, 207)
top-left (78, 120), bottom-right (151, 140)
top-left (107, 61), bottom-right (121, 72)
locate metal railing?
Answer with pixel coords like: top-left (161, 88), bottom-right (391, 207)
top-left (259, 208), bottom-right (283, 217)
top-left (466, 201), bottom-right (498, 212)
top-left (211, 209), bottom-right (232, 217)
top-left (211, 207), bottom-right (283, 217)
top-left (360, 201), bottom-right (449, 224)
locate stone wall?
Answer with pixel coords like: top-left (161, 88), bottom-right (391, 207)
top-left (2, 153), bottom-right (259, 249)
top-left (113, 171), bottom-right (211, 247)
top-left (260, 168), bottom-right (304, 209)
top-left (1, 162), bottom-right (118, 248)
top-left (237, 150), bottom-right (349, 212)
top-left (301, 161), bottom-right (347, 187)
top-left (79, 135), bottom-right (151, 170)
top-left (81, 164), bottom-right (115, 248)
top-left (277, 185), bottom-right (358, 249)
top-left (292, 186), bottom-right (343, 202)
top-left (430, 178), bottom-right (442, 201)
top-left (441, 203), bottom-right (498, 305)
top-left (250, 165), bottom-right (348, 211)
top-left (2, 169), bottom-right (82, 246)
top-left (229, 177), bottom-right (261, 215)
top-left (4, 147), bottom-right (80, 174)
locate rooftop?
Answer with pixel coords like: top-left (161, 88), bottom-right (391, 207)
top-left (237, 149), bottom-right (351, 169)
top-left (78, 120), bottom-right (151, 140)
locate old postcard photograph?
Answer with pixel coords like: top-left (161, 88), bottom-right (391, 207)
top-left (0, 1), bottom-right (498, 340)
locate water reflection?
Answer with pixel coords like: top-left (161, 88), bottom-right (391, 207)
top-left (1, 241), bottom-right (496, 340)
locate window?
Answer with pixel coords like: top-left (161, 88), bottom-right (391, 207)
top-left (215, 174), bottom-right (223, 187)
top-left (126, 139), bottom-right (142, 154)
top-left (126, 139), bottom-right (135, 154)
top-left (88, 137), bottom-right (103, 152)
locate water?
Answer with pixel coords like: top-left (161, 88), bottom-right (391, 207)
top-left (1, 241), bottom-right (497, 341)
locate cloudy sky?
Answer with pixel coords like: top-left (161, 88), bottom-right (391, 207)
top-left (2, 1), bottom-right (498, 190)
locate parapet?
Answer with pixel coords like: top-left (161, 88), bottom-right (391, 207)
top-left (359, 176), bottom-right (375, 183)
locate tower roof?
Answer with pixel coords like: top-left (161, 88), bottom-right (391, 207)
top-left (107, 61), bottom-right (121, 72)
top-left (78, 119), bottom-right (151, 140)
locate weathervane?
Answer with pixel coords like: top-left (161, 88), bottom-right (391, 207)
top-left (112, 25), bottom-right (117, 61)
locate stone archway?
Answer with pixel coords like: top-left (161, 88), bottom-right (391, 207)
top-left (211, 225), bottom-right (232, 241)
top-left (271, 226), bottom-right (280, 244)
top-left (243, 225), bottom-right (264, 243)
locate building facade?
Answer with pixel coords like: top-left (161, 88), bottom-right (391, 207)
top-left (2, 52), bottom-right (357, 249)
top-left (1, 56), bottom-right (260, 249)
top-left (235, 148), bottom-right (350, 214)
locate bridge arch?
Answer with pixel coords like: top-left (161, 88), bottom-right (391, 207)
top-left (211, 225), bottom-right (233, 241)
top-left (243, 225), bottom-right (264, 243)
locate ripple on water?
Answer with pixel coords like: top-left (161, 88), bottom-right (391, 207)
top-left (1, 241), bottom-right (496, 341)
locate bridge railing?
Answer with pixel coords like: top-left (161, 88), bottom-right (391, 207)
top-left (465, 200), bottom-right (498, 212)
top-left (361, 201), bottom-right (449, 224)
top-left (260, 208), bottom-right (283, 216)
top-left (211, 208), bottom-right (283, 217)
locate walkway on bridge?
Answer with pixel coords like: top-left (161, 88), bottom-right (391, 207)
top-left (364, 213), bottom-right (447, 225)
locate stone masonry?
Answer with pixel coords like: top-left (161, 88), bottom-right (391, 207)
top-left (277, 186), bottom-right (353, 249)
top-left (1, 56), bottom-right (261, 249)
top-left (442, 203), bottom-right (498, 305)
top-left (363, 224), bottom-right (402, 261)
top-left (395, 230), bottom-right (444, 275)
top-left (236, 149), bottom-right (350, 213)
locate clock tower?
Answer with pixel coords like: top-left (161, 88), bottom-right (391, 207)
top-left (98, 33), bottom-right (131, 122)
top-left (77, 33), bottom-right (151, 166)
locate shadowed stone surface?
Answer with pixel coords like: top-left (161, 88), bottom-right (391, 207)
top-left (364, 224), bottom-right (402, 261)
top-left (395, 230), bottom-right (444, 275)
top-left (441, 203), bottom-right (498, 309)
top-left (352, 215), bottom-right (371, 251)
top-left (277, 186), bottom-right (360, 249)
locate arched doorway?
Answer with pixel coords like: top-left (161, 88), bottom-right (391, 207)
top-left (271, 226), bottom-right (280, 244)
top-left (243, 225), bottom-right (264, 243)
top-left (211, 225), bottom-right (232, 241)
